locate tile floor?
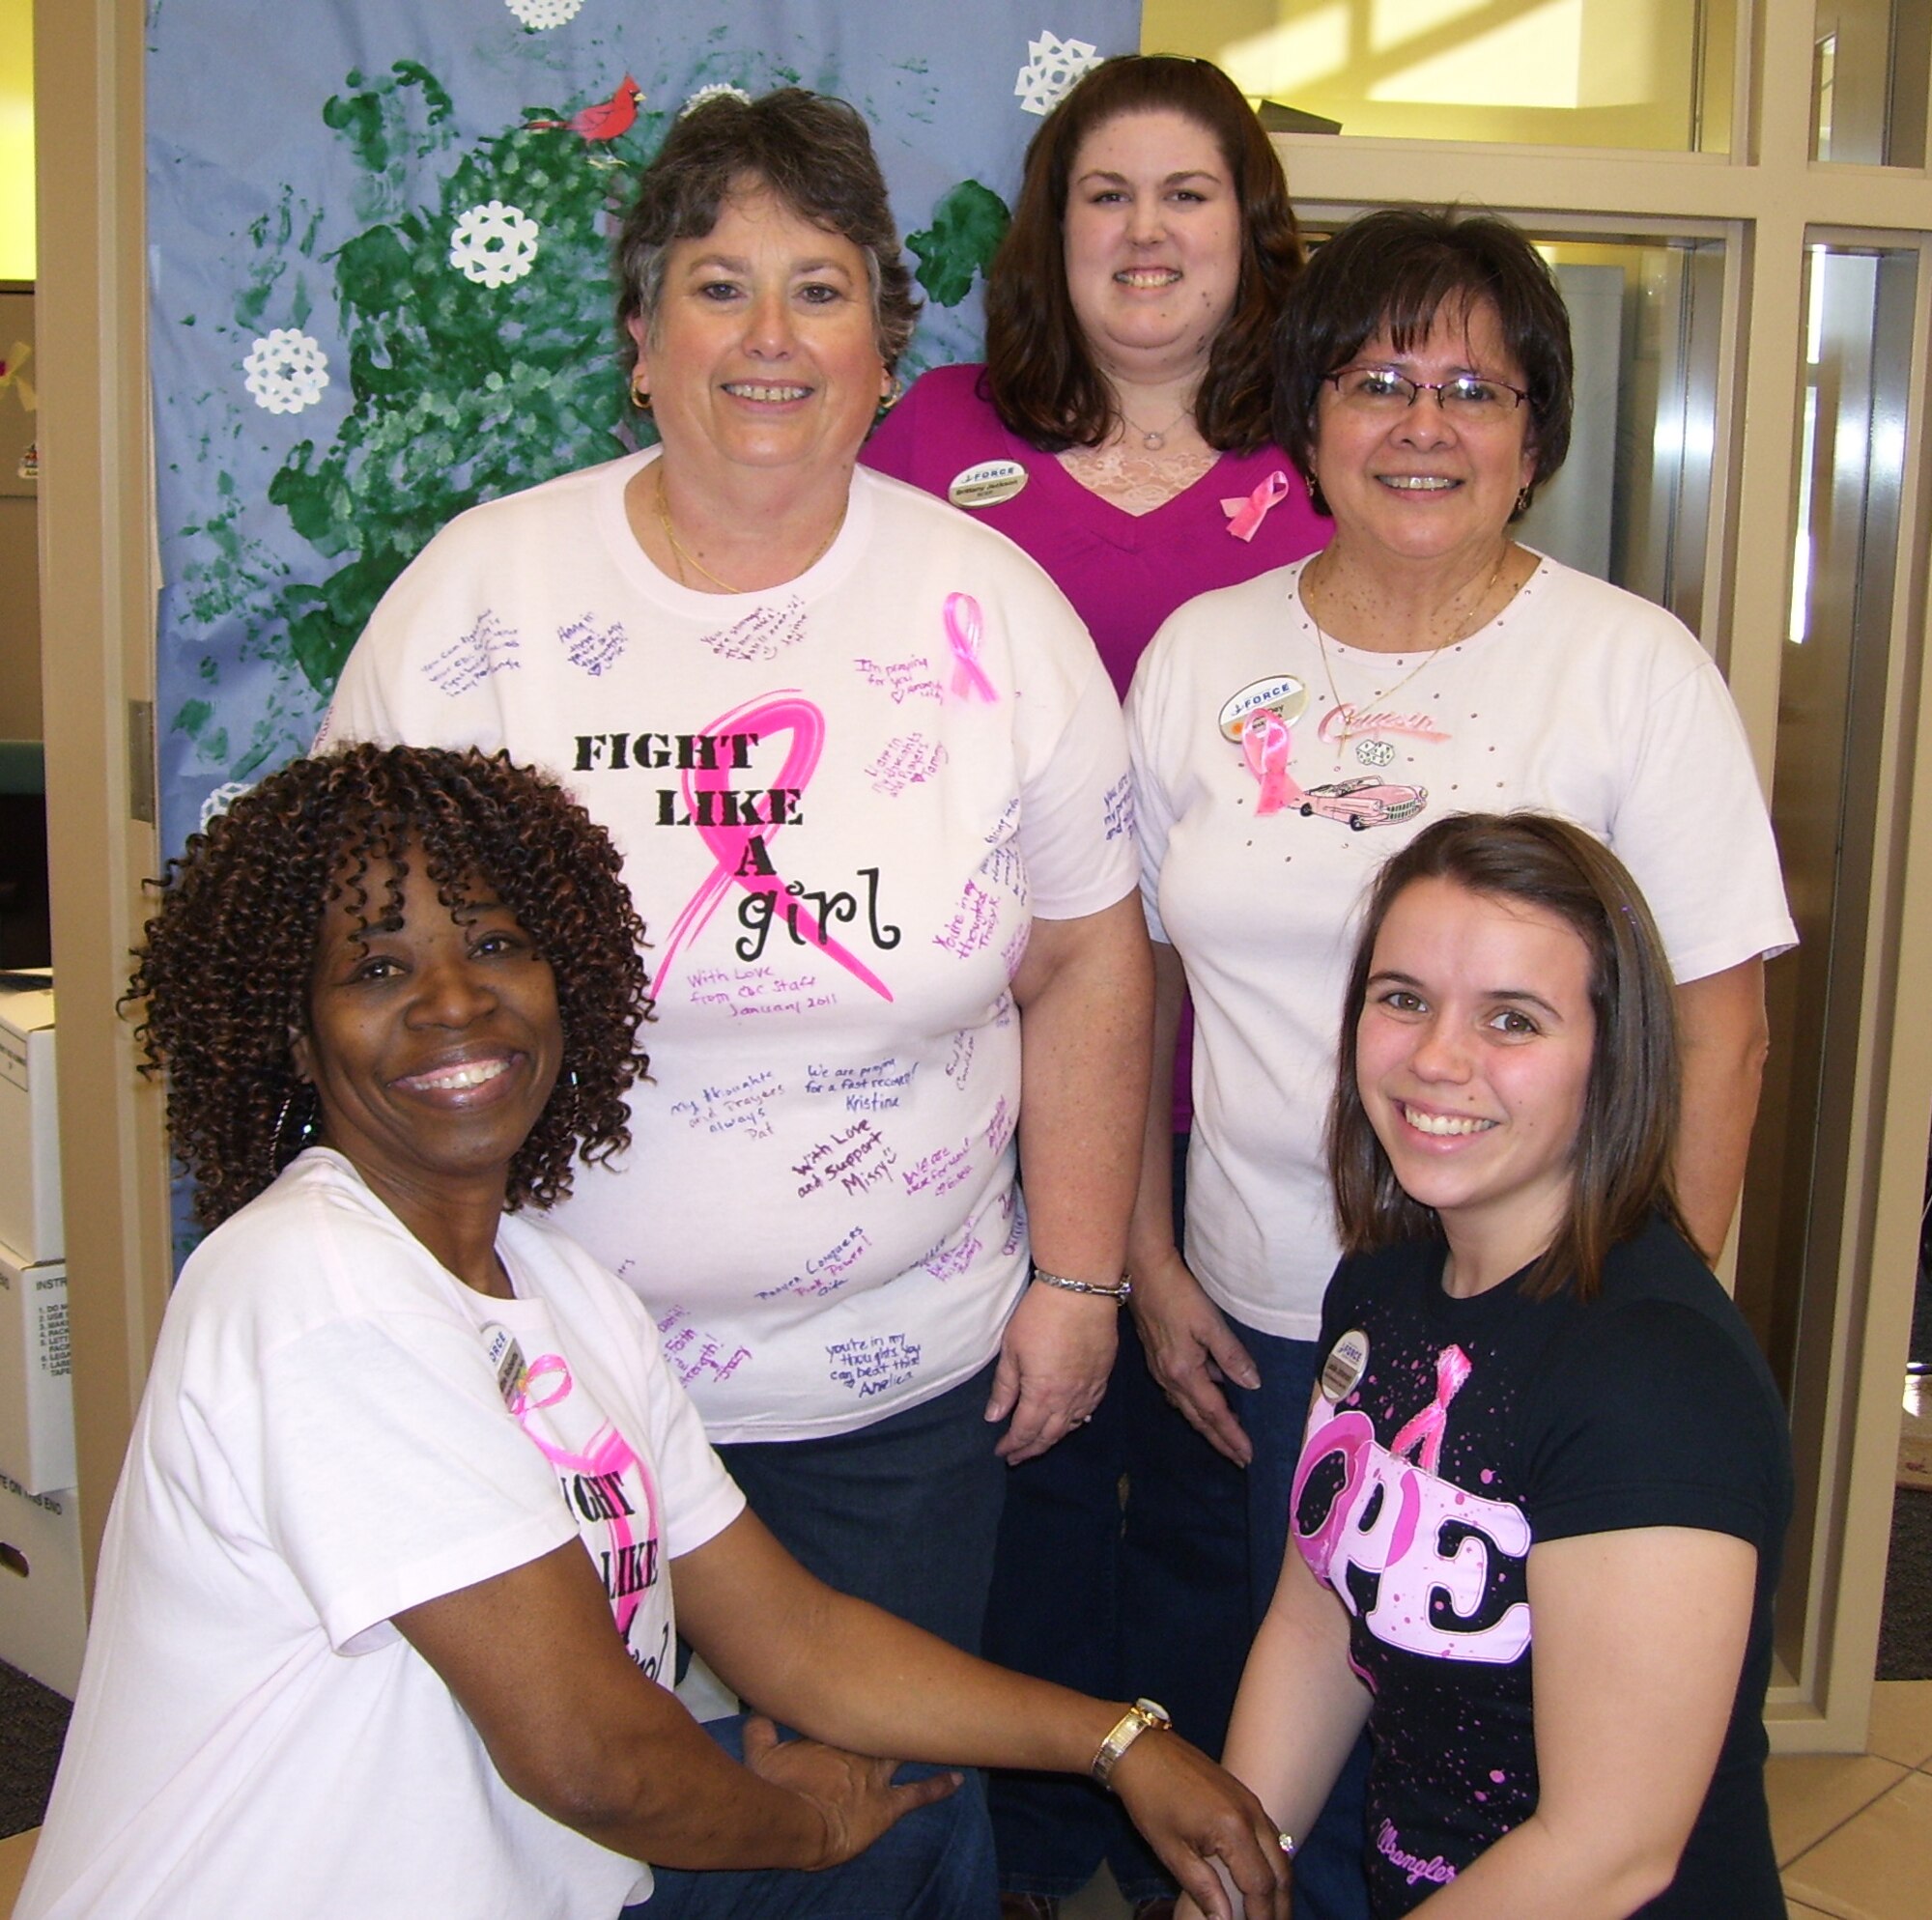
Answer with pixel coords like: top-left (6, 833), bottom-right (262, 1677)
top-left (3, 1681), bottom-right (1928, 1916)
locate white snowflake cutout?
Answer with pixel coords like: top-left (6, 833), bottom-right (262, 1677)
top-left (1014, 30), bottom-right (1103, 116)
top-left (242, 329), bottom-right (330, 415)
top-left (504, 0), bottom-right (584, 28)
top-left (449, 201), bottom-right (541, 289)
top-left (680, 82), bottom-right (754, 118)
top-left (198, 780), bottom-right (253, 833)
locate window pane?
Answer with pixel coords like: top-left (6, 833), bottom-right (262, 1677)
top-left (1812, 1), bottom-right (1931, 164)
top-left (1144, 0), bottom-right (1735, 152)
top-left (1516, 239), bottom-right (1722, 630)
top-left (1736, 241), bottom-right (1917, 1668)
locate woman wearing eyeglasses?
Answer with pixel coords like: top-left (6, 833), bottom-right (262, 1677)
top-left (1123, 207), bottom-right (1793, 1918)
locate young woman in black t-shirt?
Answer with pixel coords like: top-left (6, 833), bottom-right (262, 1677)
top-left (1188, 813), bottom-right (1790, 1920)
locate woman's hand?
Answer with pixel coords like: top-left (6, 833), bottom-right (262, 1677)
top-left (986, 1279), bottom-right (1120, 1463)
top-left (739, 1715), bottom-right (961, 1870)
top-left (1111, 1730), bottom-right (1293, 1920)
top-left (1130, 1244), bottom-right (1259, 1465)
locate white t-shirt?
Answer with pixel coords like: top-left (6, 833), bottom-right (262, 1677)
top-left (322, 455), bottom-right (1138, 1439)
top-left (1126, 554), bottom-right (1796, 1341)
top-left (15, 1150), bottom-right (745, 1920)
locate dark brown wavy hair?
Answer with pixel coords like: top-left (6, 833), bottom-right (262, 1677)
top-left (615, 87), bottom-right (919, 378)
top-left (1274, 207), bottom-right (1575, 519)
top-left (1327, 813), bottom-right (1690, 1303)
top-left (125, 745), bottom-right (653, 1229)
top-left (983, 54), bottom-right (1302, 453)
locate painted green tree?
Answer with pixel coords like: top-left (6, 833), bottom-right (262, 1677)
top-left (205, 61), bottom-right (1011, 704)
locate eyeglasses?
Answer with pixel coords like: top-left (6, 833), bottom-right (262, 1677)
top-left (1323, 364), bottom-right (1529, 420)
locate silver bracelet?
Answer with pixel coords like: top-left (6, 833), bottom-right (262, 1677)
top-left (1031, 1265), bottom-right (1132, 1302)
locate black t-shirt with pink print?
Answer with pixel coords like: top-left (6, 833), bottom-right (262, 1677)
top-left (1296, 1214), bottom-right (1790, 1917)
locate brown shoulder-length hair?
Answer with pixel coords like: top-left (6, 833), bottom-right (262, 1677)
top-left (615, 88), bottom-right (920, 380)
top-left (983, 54), bottom-right (1301, 453)
top-left (1274, 206), bottom-right (1575, 520)
top-left (1327, 812), bottom-right (1690, 1303)
top-left (125, 744), bottom-right (653, 1229)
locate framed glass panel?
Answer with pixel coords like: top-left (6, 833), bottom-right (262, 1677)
top-left (1143, 0), bottom-right (1736, 152)
top-left (1734, 240), bottom-right (1918, 1675)
top-left (1812, 1), bottom-right (1931, 165)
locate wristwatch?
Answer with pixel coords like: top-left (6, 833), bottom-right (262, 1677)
top-left (1091, 1697), bottom-right (1172, 1790)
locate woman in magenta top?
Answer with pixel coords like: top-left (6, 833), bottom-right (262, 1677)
top-left (865, 53), bottom-right (1326, 1920)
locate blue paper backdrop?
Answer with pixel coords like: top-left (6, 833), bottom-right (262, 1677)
top-left (145, 0), bottom-right (1138, 857)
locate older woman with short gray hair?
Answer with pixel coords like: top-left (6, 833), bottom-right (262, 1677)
top-left (326, 89), bottom-right (1152, 1688)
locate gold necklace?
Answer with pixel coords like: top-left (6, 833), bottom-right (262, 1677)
top-left (654, 466), bottom-right (845, 594)
top-left (1306, 545), bottom-right (1517, 766)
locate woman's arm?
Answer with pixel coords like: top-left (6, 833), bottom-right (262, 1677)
top-left (1126, 939), bottom-right (1259, 1464)
top-left (1407, 1525), bottom-right (1758, 1920)
top-left (677, 1507), bottom-right (1291, 1920)
top-left (1175, 1529), bottom-right (1371, 1920)
top-left (394, 1539), bottom-right (954, 1873)
top-left (1672, 958), bottom-right (1771, 1261)
top-left (993, 891), bottom-right (1153, 1462)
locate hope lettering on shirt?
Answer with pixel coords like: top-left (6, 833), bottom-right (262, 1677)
top-left (1292, 1392), bottom-right (1531, 1664)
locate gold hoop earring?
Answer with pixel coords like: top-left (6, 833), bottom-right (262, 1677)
top-left (630, 370), bottom-right (652, 412)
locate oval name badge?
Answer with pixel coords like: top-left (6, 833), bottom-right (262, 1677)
top-left (1218, 674), bottom-right (1309, 742)
top-left (1321, 1329), bottom-right (1370, 1402)
top-left (949, 459), bottom-right (1029, 510)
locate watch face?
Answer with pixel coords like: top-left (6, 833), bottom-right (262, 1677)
top-left (1135, 1697), bottom-right (1173, 1727)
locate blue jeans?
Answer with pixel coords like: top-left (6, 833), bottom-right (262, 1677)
top-left (1225, 1314), bottom-right (1372, 1920)
top-left (630, 1715), bottom-right (999, 1920)
top-left (715, 1359), bottom-right (1008, 1655)
top-left (983, 1315), bottom-right (1251, 1904)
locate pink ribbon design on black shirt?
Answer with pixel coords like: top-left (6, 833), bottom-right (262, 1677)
top-left (1388, 1344), bottom-right (1473, 1477)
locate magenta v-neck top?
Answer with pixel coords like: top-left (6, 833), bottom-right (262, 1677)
top-left (863, 364), bottom-right (1327, 698)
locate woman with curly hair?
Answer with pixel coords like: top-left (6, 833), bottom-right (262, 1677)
top-left (16, 743), bottom-right (1290, 1920)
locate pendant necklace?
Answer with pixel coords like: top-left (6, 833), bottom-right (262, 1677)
top-left (1307, 545), bottom-right (1516, 769)
top-left (1118, 404), bottom-right (1189, 451)
top-left (655, 466), bottom-right (845, 594)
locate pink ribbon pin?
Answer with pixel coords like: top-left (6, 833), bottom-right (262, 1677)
top-left (944, 592), bottom-right (999, 702)
top-left (1242, 709), bottom-right (1295, 815)
top-left (1388, 1344), bottom-right (1473, 1478)
top-left (652, 692), bottom-right (894, 1004)
top-left (1222, 469), bottom-right (1292, 543)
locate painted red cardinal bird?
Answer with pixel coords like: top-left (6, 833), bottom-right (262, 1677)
top-left (525, 75), bottom-right (644, 141)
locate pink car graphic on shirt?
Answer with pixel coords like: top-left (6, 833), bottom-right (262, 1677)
top-left (1298, 776), bottom-right (1429, 830)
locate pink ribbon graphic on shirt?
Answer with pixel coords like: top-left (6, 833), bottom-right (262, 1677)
top-left (1243, 708), bottom-right (1297, 815)
top-left (509, 1356), bottom-right (664, 1642)
top-left (1222, 469), bottom-right (1292, 543)
top-left (652, 692), bottom-right (894, 1003)
top-left (944, 592), bottom-right (999, 703)
top-left (1388, 1344), bottom-right (1472, 1478)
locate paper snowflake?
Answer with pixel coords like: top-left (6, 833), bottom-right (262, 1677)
top-left (198, 780), bottom-right (254, 832)
top-left (680, 82), bottom-right (754, 118)
top-left (242, 329), bottom-right (330, 415)
top-left (504, 0), bottom-right (584, 27)
top-left (449, 201), bottom-right (541, 289)
top-left (1013, 30), bottom-right (1103, 116)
